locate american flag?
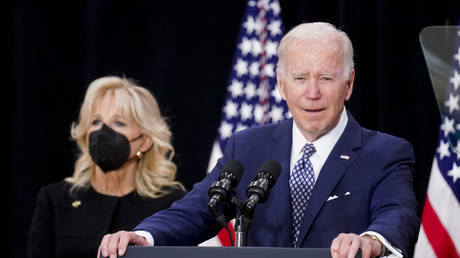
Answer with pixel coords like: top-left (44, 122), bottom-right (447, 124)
top-left (200, 0), bottom-right (290, 246)
top-left (414, 29), bottom-right (460, 258)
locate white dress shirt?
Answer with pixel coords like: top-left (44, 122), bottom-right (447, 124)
top-left (289, 108), bottom-right (348, 180)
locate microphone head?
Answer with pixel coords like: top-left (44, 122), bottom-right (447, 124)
top-left (242, 160), bottom-right (282, 215)
top-left (220, 159), bottom-right (244, 184)
top-left (257, 160), bottom-right (282, 184)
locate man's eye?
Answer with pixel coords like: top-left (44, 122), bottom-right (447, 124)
top-left (294, 76), bottom-right (306, 81)
top-left (320, 76), bottom-right (333, 81)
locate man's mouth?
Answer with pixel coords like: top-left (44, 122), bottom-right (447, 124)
top-left (304, 108), bottom-right (325, 113)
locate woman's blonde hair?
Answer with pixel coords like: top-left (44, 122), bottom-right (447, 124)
top-left (65, 76), bottom-right (184, 197)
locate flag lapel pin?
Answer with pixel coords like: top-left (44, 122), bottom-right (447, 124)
top-left (340, 154), bottom-right (350, 160)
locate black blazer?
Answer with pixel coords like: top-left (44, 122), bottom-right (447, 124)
top-left (27, 181), bottom-right (185, 258)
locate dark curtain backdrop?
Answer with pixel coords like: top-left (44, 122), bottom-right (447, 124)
top-left (8, 1), bottom-right (460, 257)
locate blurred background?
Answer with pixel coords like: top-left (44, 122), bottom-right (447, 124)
top-left (7, 1), bottom-right (460, 257)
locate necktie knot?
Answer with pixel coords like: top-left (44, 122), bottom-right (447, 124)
top-left (301, 143), bottom-right (316, 159)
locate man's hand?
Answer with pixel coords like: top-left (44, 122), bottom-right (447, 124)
top-left (98, 230), bottom-right (151, 258)
top-left (330, 233), bottom-right (383, 258)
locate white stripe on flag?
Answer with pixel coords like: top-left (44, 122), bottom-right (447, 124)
top-left (425, 157), bottom-right (460, 252)
top-left (199, 236), bottom-right (223, 246)
top-left (414, 227), bottom-right (436, 258)
top-left (207, 141), bottom-right (223, 173)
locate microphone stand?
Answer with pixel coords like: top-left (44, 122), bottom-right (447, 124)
top-left (234, 214), bottom-right (252, 247)
top-left (231, 196), bottom-right (256, 247)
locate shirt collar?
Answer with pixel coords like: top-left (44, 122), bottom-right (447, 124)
top-left (292, 108), bottom-right (348, 161)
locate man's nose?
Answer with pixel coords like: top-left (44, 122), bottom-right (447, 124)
top-left (304, 80), bottom-right (321, 99)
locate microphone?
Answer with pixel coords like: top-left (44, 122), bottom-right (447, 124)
top-left (242, 160), bottom-right (281, 217)
top-left (208, 160), bottom-right (244, 210)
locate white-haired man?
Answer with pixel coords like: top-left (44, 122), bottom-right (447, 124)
top-left (99, 22), bottom-right (419, 258)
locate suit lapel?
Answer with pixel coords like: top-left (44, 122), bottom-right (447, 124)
top-left (270, 119), bottom-right (294, 246)
top-left (297, 113), bottom-right (363, 246)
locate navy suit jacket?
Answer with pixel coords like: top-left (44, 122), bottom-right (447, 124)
top-left (135, 113), bottom-right (419, 256)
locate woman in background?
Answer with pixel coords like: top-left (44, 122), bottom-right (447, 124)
top-left (28, 76), bottom-right (185, 258)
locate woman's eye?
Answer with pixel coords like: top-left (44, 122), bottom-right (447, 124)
top-left (91, 119), bottom-right (101, 126)
top-left (114, 121), bottom-right (126, 127)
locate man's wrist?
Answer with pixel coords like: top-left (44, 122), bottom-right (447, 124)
top-left (364, 234), bottom-right (388, 257)
top-left (134, 230), bottom-right (154, 246)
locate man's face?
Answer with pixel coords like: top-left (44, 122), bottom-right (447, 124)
top-left (277, 38), bottom-right (354, 142)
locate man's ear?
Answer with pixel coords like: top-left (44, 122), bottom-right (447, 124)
top-left (345, 69), bottom-right (355, 101)
top-left (276, 69), bottom-right (287, 100)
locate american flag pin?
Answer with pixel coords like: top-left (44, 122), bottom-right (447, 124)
top-left (340, 155), bottom-right (350, 160)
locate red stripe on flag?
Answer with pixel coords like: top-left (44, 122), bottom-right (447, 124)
top-left (217, 222), bottom-right (236, 246)
top-left (421, 196), bottom-right (460, 258)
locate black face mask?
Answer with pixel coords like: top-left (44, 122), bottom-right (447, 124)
top-left (89, 123), bottom-right (142, 173)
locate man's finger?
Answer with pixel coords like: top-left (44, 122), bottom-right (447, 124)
top-left (330, 234), bottom-right (343, 258)
top-left (347, 235), bottom-right (361, 258)
top-left (360, 237), bottom-right (373, 258)
top-left (107, 232), bottom-right (122, 256)
top-left (97, 245), bottom-right (102, 258)
top-left (338, 234), bottom-right (353, 258)
top-left (117, 232), bottom-right (134, 256)
top-left (99, 234), bottom-right (112, 257)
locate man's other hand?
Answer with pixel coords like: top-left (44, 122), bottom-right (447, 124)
top-left (98, 230), bottom-right (151, 258)
top-left (330, 233), bottom-right (383, 258)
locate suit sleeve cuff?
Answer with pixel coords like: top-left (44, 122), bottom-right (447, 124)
top-left (360, 231), bottom-right (403, 257)
top-left (134, 230), bottom-right (154, 246)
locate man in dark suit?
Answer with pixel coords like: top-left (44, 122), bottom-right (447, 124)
top-left (99, 22), bottom-right (419, 258)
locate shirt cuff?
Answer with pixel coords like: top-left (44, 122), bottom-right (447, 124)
top-left (134, 230), bottom-right (154, 246)
top-left (360, 231), bottom-right (403, 258)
